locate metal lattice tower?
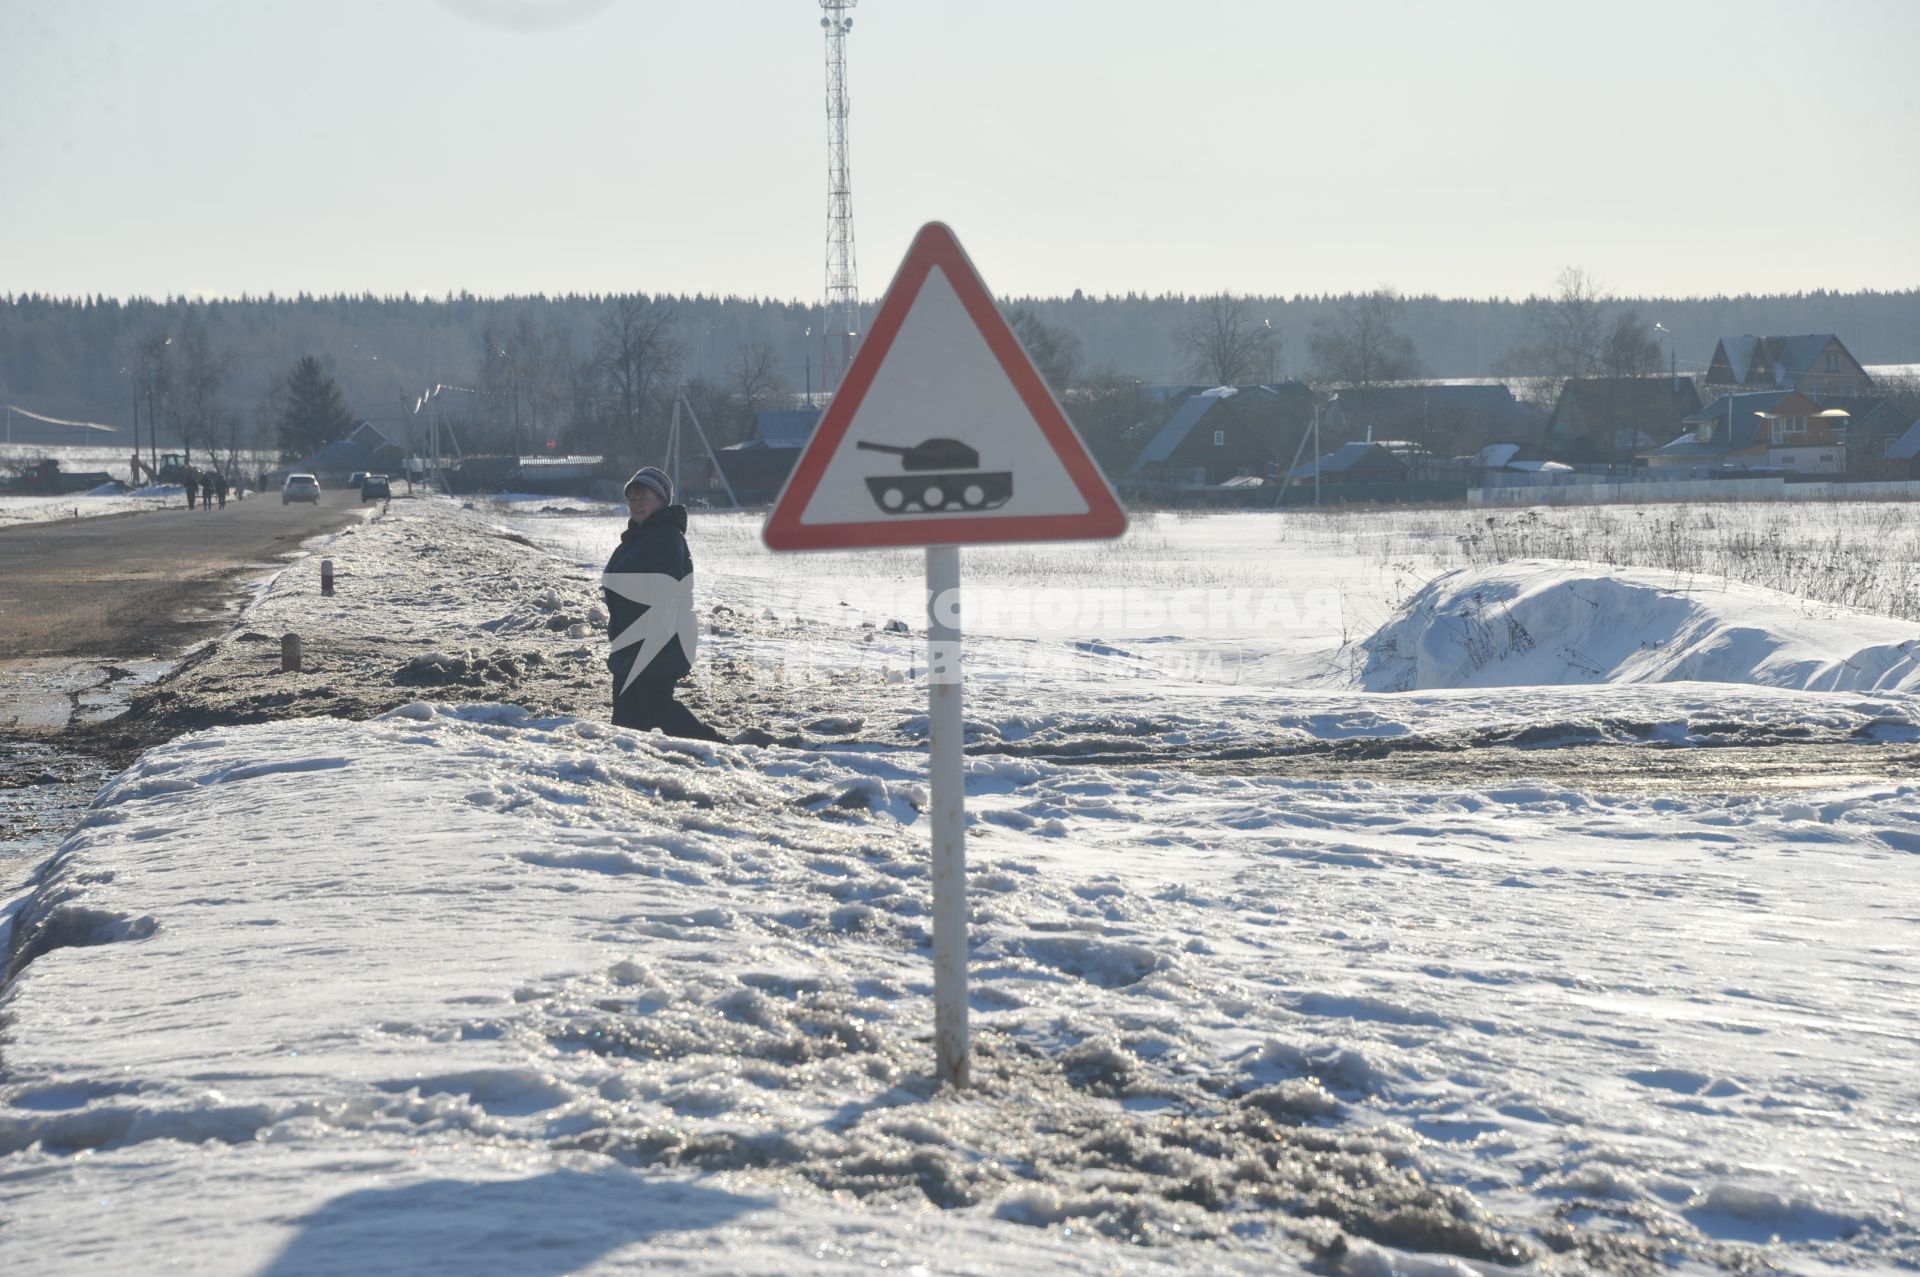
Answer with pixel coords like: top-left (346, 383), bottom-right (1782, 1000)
top-left (820, 0), bottom-right (859, 389)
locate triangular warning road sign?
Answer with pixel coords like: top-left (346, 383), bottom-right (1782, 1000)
top-left (763, 222), bottom-right (1127, 551)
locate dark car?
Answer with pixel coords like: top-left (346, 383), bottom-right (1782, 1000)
top-left (360, 474), bottom-right (392, 502)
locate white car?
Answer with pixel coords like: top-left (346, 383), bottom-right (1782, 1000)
top-left (282, 474), bottom-right (321, 504)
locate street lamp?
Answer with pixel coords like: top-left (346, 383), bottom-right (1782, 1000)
top-left (498, 348), bottom-right (521, 458)
top-left (118, 367), bottom-right (142, 479)
top-left (1654, 322), bottom-right (1677, 389)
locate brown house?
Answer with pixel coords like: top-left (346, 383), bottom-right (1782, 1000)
top-left (1545, 377), bottom-right (1702, 463)
top-left (1127, 385), bottom-right (1311, 486)
top-left (1703, 334), bottom-right (1874, 396)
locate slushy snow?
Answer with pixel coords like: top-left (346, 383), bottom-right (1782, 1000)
top-left (3, 498), bottom-right (1918, 1275)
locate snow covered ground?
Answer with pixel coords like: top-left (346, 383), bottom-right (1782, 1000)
top-left (0, 486), bottom-right (189, 528)
top-left (4, 497), bottom-right (1919, 1274)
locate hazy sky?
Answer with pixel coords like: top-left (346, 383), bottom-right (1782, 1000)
top-left (4, 0), bottom-right (1916, 303)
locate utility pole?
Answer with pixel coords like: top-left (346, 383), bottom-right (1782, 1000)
top-left (500, 349), bottom-right (522, 458)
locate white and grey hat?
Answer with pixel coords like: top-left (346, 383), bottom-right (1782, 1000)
top-left (623, 466), bottom-right (673, 505)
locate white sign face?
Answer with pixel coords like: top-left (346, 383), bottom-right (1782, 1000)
top-left (797, 265), bottom-right (1089, 529)
top-left (764, 221), bottom-right (1125, 552)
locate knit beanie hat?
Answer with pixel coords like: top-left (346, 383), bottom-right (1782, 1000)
top-left (623, 466), bottom-right (673, 506)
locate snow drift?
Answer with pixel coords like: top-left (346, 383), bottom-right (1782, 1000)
top-left (1355, 560), bottom-right (1920, 693)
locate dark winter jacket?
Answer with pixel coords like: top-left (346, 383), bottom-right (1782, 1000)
top-left (603, 504), bottom-right (694, 687)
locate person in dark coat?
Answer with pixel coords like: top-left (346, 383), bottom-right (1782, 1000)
top-left (213, 471), bottom-right (228, 509)
top-left (184, 471), bottom-right (198, 510)
top-left (602, 467), bottom-right (724, 741)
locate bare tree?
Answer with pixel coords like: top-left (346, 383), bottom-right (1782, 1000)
top-left (1534, 267), bottom-right (1606, 378)
top-left (1007, 308), bottom-right (1083, 393)
top-left (594, 297), bottom-right (683, 457)
top-left (1307, 289), bottom-right (1423, 389)
top-left (1177, 294), bottom-right (1273, 386)
top-left (167, 312), bottom-right (232, 465)
top-left (512, 311), bottom-right (572, 451)
top-left (728, 342), bottom-right (787, 425)
top-left (1600, 309), bottom-right (1664, 381)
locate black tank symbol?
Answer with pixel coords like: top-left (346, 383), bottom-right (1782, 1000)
top-left (856, 439), bottom-right (1013, 515)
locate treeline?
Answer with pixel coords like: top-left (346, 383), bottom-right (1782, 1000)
top-left (4, 285), bottom-right (1917, 459)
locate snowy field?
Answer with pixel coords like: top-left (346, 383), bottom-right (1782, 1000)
top-left (3, 497), bottom-right (1919, 1274)
top-left (0, 444), bottom-right (262, 525)
top-left (0, 486), bottom-right (189, 528)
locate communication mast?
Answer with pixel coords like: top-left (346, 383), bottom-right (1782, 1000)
top-left (820, 0), bottom-right (859, 390)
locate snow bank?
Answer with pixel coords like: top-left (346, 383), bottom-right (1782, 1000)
top-left (1355, 560), bottom-right (1920, 693)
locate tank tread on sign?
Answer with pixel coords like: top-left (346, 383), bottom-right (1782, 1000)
top-left (856, 438), bottom-right (1013, 515)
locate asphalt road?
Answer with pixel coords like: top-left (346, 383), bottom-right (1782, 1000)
top-left (0, 490), bottom-right (368, 661)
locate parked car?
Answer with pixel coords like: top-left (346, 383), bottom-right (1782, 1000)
top-left (348, 471), bottom-right (368, 489)
top-left (360, 474), bottom-right (391, 502)
top-left (282, 474), bottom-right (321, 504)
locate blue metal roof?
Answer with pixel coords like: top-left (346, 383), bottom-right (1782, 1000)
top-left (1285, 441), bottom-right (1400, 479)
top-left (1652, 392), bottom-right (1785, 455)
top-left (1886, 417), bottom-right (1920, 461)
top-left (755, 409), bottom-right (820, 450)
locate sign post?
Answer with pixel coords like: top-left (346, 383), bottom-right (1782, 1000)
top-left (765, 222), bottom-right (1127, 1087)
top-left (925, 543), bottom-right (967, 1085)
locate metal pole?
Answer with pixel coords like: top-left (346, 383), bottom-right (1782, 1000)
top-left (667, 395), bottom-right (682, 497)
top-left (1314, 403), bottom-right (1322, 507)
top-left (925, 544), bottom-right (968, 1089)
top-left (676, 392), bottom-right (740, 509)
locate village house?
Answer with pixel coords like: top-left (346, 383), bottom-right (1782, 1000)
top-left (1643, 391), bottom-right (1847, 476)
top-left (1543, 377), bottom-right (1701, 463)
top-left (1322, 383), bottom-right (1529, 456)
top-left (1702, 334), bottom-right (1874, 397)
top-left (1126, 384), bottom-right (1314, 486)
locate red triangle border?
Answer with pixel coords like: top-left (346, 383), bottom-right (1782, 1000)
top-left (763, 222), bottom-right (1127, 551)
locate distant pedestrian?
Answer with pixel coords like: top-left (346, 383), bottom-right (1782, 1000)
top-left (602, 467), bottom-right (725, 742)
top-left (184, 472), bottom-right (198, 510)
top-left (214, 471), bottom-right (228, 509)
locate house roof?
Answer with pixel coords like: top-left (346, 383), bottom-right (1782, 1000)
top-left (1129, 387), bottom-right (1272, 471)
top-left (1550, 376), bottom-right (1702, 426)
top-left (1808, 394), bottom-right (1901, 427)
top-left (1651, 392), bottom-right (1786, 457)
top-left (1472, 442), bottom-right (1572, 472)
top-left (298, 421), bottom-right (400, 473)
top-left (1886, 417), bottom-right (1920, 461)
top-left (753, 409), bottom-right (820, 450)
top-left (1284, 441), bottom-right (1405, 480)
top-left (1719, 335), bottom-right (1762, 383)
top-left (1329, 383), bottom-right (1527, 433)
top-left (1711, 334), bottom-right (1854, 387)
top-left (1683, 390), bottom-right (1794, 427)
